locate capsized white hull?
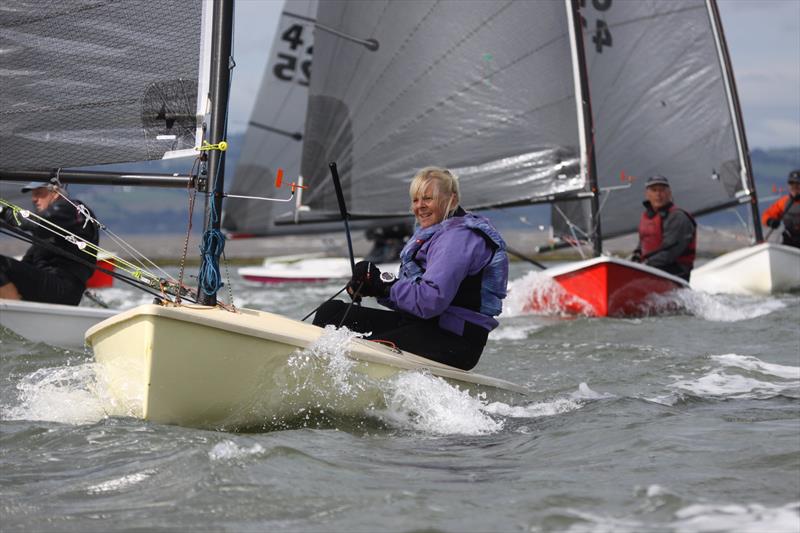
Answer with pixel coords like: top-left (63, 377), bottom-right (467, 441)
top-left (0, 298), bottom-right (118, 350)
top-left (239, 257), bottom-right (400, 283)
top-left (690, 242), bottom-right (800, 295)
top-left (86, 304), bottom-right (527, 429)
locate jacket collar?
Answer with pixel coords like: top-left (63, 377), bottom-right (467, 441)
top-left (643, 200), bottom-right (673, 218)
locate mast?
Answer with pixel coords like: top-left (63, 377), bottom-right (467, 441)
top-left (567, 0), bottom-right (602, 257)
top-left (197, 0), bottom-right (234, 306)
top-left (706, 0), bottom-right (763, 243)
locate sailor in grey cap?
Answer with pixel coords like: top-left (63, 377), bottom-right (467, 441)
top-left (631, 175), bottom-right (697, 281)
top-left (0, 180), bottom-right (98, 304)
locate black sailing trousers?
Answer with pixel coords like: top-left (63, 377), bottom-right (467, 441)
top-left (312, 300), bottom-right (487, 371)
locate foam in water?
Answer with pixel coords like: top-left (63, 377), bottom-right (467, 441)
top-left (665, 353), bottom-right (800, 402)
top-left (1, 362), bottom-right (108, 425)
top-left (489, 323), bottom-right (544, 340)
top-left (208, 440), bottom-right (266, 461)
top-left (557, 498), bottom-right (800, 533)
top-left (86, 470), bottom-right (156, 495)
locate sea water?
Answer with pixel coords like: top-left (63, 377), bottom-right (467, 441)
top-left (1, 263), bottom-right (798, 532)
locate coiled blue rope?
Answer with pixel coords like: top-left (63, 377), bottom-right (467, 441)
top-left (198, 200), bottom-right (226, 296)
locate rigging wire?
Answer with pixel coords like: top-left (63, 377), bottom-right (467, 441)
top-left (0, 222), bottom-right (189, 303)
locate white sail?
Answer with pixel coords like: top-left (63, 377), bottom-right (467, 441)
top-left (222, 0), bottom-right (320, 236)
top-left (553, 0), bottom-right (753, 243)
top-left (297, 0), bottom-right (586, 219)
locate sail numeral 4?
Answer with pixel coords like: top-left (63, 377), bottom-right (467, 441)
top-left (578, 0), bottom-right (613, 54)
top-left (273, 24), bottom-right (313, 86)
top-left (282, 24), bottom-right (305, 50)
top-left (592, 19), bottom-right (612, 53)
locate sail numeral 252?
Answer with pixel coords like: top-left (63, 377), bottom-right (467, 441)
top-left (579, 0), bottom-right (613, 54)
top-left (273, 24), bottom-right (312, 86)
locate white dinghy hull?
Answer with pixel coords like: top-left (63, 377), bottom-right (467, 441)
top-left (0, 298), bottom-right (117, 350)
top-left (690, 242), bottom-right (800, 295)
top-left (86, 304), bottom-right (526, 429)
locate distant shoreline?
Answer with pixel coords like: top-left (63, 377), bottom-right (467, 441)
top-left (0, 226), bottom-right (752, 266)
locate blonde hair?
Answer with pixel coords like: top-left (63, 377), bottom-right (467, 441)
top-left (409, 166), bottom-right (460, 218)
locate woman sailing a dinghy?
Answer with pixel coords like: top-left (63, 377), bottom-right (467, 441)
top-left (313, 167), bottom-right (509, 370)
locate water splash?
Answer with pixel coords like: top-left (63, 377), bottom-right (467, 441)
top-left (208, 440), bottom-right (266, 461)
top-left (505, 270), bottom-right (594, 317)
top-left (286, 325), bottom-right (371, 400)
top-left (1, 362), bottom-right (108, 425)
top-left (379, 372), bottom-right (503, 435)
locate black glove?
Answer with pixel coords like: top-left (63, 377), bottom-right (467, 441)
top-left (630, 249), bottom-right (641, 263)
top-left (766, 218), bottom-right (780, 229)
top-left (347, 260), bottom-right (392, 298)
top-left (0, 205), bottom-right (16, 225)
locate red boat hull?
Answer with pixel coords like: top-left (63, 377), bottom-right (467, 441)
top-left (527, 258), bottom-right (687, 317)
top-left (87, 259), bottom-right (115, 288)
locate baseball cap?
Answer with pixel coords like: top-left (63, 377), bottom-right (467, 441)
top-left (20, 181), bottom-right (50, 193)
top-left (788, 170), bottom-right (800, 184)
top-left (645, 175), bottom-right (670, 188)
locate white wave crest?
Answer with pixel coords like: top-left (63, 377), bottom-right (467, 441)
top-left (712, 354), bottom-right (800, 380)
top-left (666, 289), bottom-right (786, 322)
top-left (673, 501), bottom-right (800, 533)
top-left (86, 470), bottom-right (156, 494)
top-left (669, 354), bottom-right (799, 400)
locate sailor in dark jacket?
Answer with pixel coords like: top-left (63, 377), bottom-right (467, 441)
top-left (0, 182), bottom-right (99, 305)
top-left (761, 169), bottom-right (800, 248)
top-left (631, 175), bottom-right (697, 281)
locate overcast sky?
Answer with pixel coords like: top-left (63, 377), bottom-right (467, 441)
top-left (227, 0), bottom-right (800, 150)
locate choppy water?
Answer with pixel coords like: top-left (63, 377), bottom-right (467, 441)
top-left (1, 263), bottom-right (799, 532)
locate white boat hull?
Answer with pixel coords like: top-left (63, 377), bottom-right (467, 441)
top-left (0, 298), bottom-right (117, 350)
top-left (239, 257), bottom-right (400, 284)
top-left (690, 243), bottom-right (800, 295)
top-left (86, 304), bottom-right (527, 429)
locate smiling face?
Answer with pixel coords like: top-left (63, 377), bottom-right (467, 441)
top-left (412, 181), bottom-right (455, 229)
top-left (31, 187), bottom-right (59, 213)
top-left (645, 184), bottom-right (672, 211)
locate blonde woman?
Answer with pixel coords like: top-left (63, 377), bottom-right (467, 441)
top-left (313, 167), bottom-right (508, 370)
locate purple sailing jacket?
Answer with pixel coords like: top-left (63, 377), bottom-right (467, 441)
top-left (380, 218), bottom-right (502, 336)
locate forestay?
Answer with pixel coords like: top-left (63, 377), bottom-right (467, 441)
top-left (553, 0), bottom-right (752, 242)
top-left (0, 0), bottom-right (212, 170)
top-left (299, 0), bottom-right (586, 219)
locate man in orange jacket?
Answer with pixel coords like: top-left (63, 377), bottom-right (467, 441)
top-left (761, 170), bottom-right (800, 248)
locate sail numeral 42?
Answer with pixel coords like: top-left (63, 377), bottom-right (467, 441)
top-left (578, 0), bottom-right (613, 54)
top-left (273, 24), bottom-right (312, 86)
